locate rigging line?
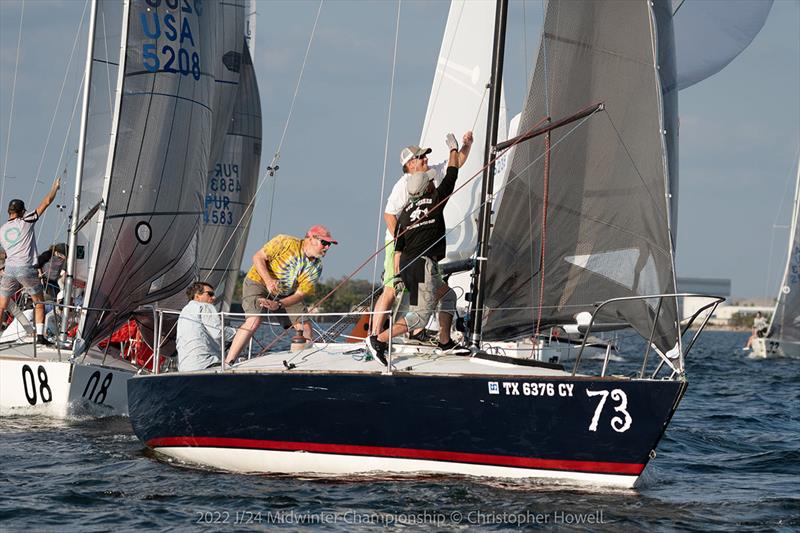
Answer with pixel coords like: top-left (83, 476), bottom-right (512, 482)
top-left (534, 128), bottom-right (551, 340)
top-left (37, 69), bottom-right (87, 235)
top-left (370, 0), bottom-right (402, 310)
top-left (312, 117), bottom-right (551, 337)
top-left (470, 87), bottom-right (488, 134)
top-left (263, 0), bottom-right (324, 242)
top-left (603, 111), bottom-right (669, 230)
top-left (28, 0), bottom-right (90, 207)
top-left (200, 197), bottom-right (257, 284)
top-left (1, 0), bottom-right (26, 205)
top-left (304, 108), bottom-right (596, 341)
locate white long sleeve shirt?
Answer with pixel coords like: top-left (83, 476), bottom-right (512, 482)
top-left (176, 300), bottom-right (236, 371)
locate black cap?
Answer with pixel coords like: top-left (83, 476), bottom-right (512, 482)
top-left (8, 199), bottom-right (25, 215)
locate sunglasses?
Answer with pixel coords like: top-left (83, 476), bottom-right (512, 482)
top-left (414, 154), bottom-right (428, 160)
top-left (202, 290), bottom-right (215, 297)
top-left (315, 236), bottom-right (334, 247)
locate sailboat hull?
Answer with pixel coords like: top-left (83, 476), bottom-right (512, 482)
top-left (0, 347), bottom-right (132, 417)
top-left (128, 371), bottom-right (685, 487)
top-left (751, 337), bottom-right (800, 358)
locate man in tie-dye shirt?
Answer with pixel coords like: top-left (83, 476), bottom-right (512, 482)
top-left (225, 224), bottom-right (337, 363)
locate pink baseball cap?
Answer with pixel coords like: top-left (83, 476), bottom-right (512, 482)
top-left (307, 224), bottom-right (338, 244)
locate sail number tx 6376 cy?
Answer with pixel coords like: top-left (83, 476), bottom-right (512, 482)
top-left (488, 381), bottom-right (574, 397)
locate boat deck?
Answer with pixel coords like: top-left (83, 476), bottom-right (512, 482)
top-left (227, 341), bottom-right (578, 378)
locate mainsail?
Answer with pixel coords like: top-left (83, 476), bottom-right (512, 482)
top-left (79, 0), bottom-right (220, 349)
top-left (481, 0), bottom-right (680, 355)
top-left (766, 157), bottom-right (800, 345)
top-left (198, 42), bottom-right (262, 308)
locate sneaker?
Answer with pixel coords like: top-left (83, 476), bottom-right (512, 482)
top-left (366, 335), bottom-right (388, 366)
top-left (36, 334), bottom-right (54, 347)
top-left (408, 329), bottom-right (436, 345)
top-left (437, 340), bottom-right (471, 355)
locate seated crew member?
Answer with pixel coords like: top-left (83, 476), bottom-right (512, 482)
top-left (176, 282), bottom-right (236, 371)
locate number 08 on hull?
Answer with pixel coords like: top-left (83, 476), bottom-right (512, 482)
top-left (0, 356), bottom-right (131, 417)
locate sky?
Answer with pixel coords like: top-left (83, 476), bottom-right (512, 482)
top-left (0, 0), bottom-right (798, 300)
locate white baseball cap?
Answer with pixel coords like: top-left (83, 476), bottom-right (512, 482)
top-left (400, 145), bottom-right (432, 166)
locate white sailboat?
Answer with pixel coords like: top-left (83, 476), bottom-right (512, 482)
top-left (753, 155), bottom-right (800, 358)
top-left (0, 0), bottom-right (247, 417)
top-left (128, 0), bottom-right (724, 488)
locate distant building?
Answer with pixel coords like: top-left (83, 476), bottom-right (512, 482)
top-left (676, 277), bottom-right (774, 326)
top-left (676, 277), bottom-right (731, 322)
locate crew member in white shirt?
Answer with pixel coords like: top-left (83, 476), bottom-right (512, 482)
top-left (370, 131), bottom-right (473, 339)
top-left (176, 282), bottom-right (236, 371)
top-left (0, 176), bottom-right (60, 345)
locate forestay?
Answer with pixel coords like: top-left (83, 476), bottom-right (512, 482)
top-left (481, 0), bottom-right (680, 356)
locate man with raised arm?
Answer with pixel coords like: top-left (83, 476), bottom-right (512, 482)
top-left (367, 135), bottom-right (464, 365)
top-left (0, 176), bottom-right (61, 345)
top-left (224, 224), bottom-right (337, 364)
top-left (370, 131), bottom-right (473, 341)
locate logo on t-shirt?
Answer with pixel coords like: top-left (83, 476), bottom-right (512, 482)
top-left (3, 227), bottom-right (21, 247)
top-left (409, 207), bottom-right (427, 223)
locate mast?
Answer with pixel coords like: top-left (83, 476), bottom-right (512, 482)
top-left (59, 0), bottom-right (98, 344)
top-left (468, 0), bottom-right (508, 347)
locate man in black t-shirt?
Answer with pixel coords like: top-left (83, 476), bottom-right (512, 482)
top-left (367, 135), bottom-right (462, 365)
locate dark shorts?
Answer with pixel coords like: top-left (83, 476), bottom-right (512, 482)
top-left (0, 266), bottom-right (43, 298)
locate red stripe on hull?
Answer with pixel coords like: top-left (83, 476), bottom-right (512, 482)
top-left (148, 436), bottom-right (644, 475)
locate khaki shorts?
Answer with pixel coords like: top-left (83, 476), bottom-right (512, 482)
top-left (241, 277), bottom-right (306, 329)
top-left (0, 266), bottom-right (44, 298)
top-left (395, 257), bottom-right (455, 330)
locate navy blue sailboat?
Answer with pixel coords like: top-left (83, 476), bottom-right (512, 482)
top-left (128, 0), bottom-right (721, 487)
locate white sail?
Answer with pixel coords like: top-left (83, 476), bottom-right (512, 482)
top-left (419, 0), bottom-right (507, 266)
top-left (672, 0), bottom-right (773, 90)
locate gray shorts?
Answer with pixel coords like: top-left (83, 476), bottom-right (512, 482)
top-left (0, 265), bottom-right (43, 298)
top-left (241, 277), bottom-right (306, 329)
top-left (395, 257), bottom-right (456, 330)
